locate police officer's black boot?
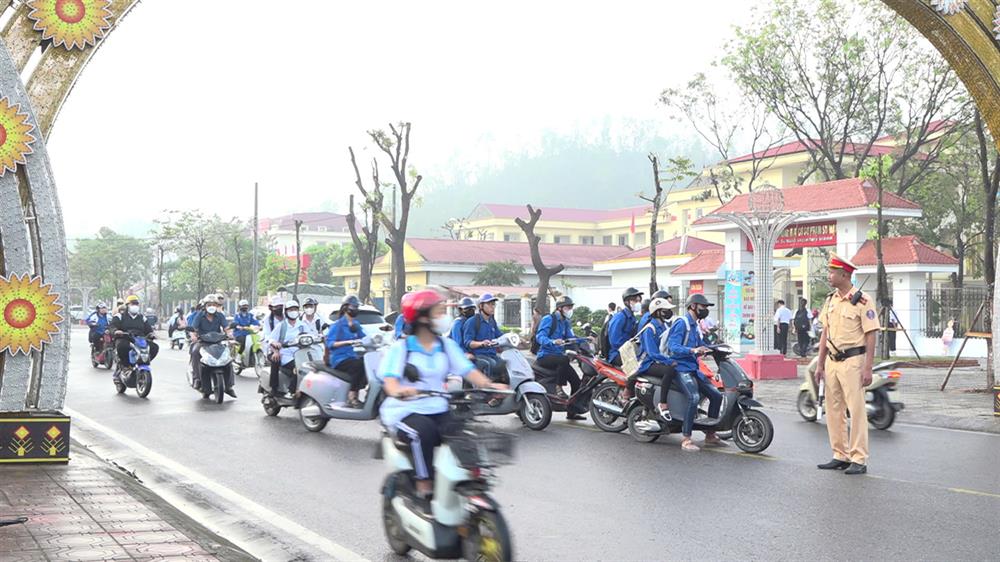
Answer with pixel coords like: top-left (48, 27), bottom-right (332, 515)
top-left (844, 463), bottom-right (867, 475)
top-left (817, 459), bottom-right (851, 470)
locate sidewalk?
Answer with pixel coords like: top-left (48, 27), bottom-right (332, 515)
top-left (0, 443), bottom-right (255, 562)
top-left (753, 361), bottom-right (1000, 434)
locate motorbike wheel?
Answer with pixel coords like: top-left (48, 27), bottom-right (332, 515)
top-left (382, 491), bottom-right (411, 555)
top-left (463, 508), bottom-right (513, 562)
top-left (214, 373), bottom-right (225, 404)
top-left (626, 407), bottom-right (659, 443)
top-left (136, 371), bottom-right (152, 398)
top-left (797, 390), bottom-right (818, 422)
top-left (519, 393), bottom-right (551, 431)
top-left (299, 397), bottom-right (329, 432)
top-left (589, 382), bottom-right (627, 433)
top-left (869, 391), bottom-right (896, 430)
top-left (732, 410), bottom-right (774, 454)
top-left (262, 396), bottom-right (282, 417)
top-left (91, 354), bottom-right (99, 368)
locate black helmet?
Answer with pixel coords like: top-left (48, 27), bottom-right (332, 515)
top-left (458, 297), bottom-right (476, 310)
top-left (622, 287), bottom-right (643, 302)
top-left (341, 295), bottom-right (361, 310)
top-left (303, 297), bottom-right (319, 307)
top-left (686, 293), bottom-right (714, 308)
top-left (651, 290), bottom-right (671, 300)
top-left (555, 296), bottom-right (574, 309)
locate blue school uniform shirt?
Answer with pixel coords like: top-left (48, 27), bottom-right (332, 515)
top-left (666, 312), bottom-right (706, 376)
top-left (462, 313), bottom-right (502, 358)
top-left (378, 336), bottom-right (474, 428)
top-left (534, 313), bottom-right (574, 359)
top-left (607, 309), bottom-right (638, 363)
top-left (325, 315), bottom-right (364, 367)
top-left (638, 318), bottom-right (675, 373)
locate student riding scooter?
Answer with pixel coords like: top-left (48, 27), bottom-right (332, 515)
top-left (294, 331), bottom-right (392, 431)
top-left (233, 325), bottom-right (265, 377)
top-left (91, 331), bottom-right (115, 370)
top-left (453, 332), bottom-right (551, 430)
top-left (188, 331), bottom-right (236, 404)
top-left (798, 356), bottom-right (904, 430)
top-left (618, 343), bottom-right (775, 453)
top-left (379, 389), bottom-right (516, 561)
top-left (258, 330), bottom-right (325, 417)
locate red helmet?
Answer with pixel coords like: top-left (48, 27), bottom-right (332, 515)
top-left (401, 289), bottom-right (444, 323)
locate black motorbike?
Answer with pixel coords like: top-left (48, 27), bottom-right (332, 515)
top-left (189, 331), bottom-right (235, 404)
top-left (615, 344), bottom-right (775, 453)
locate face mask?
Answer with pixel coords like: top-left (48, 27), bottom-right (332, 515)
top-left (696, 308), bottom-right (710, 320)
top-left (462, 309), bottom-right (475, 318)
top-left (304, 307), bottom-right (315, 316)
top-left (206, 306), bottom-right (218, 315)
top-left (663, 309), bottom-right (674, 320)
top-left (286, 310), bottom-right (299, 320)
top-left (563, 308), bottom-right (574, 319)
top-left (346, 309), bottom-right (358, 318)
top-left (128, 305), bottom-right (139, 315)
top-left (631, 302), bottom-right (641, 313)
top-left (240, 308), bottom-right (249, 313)
top-left (432, 315), bottom-right (451, 335)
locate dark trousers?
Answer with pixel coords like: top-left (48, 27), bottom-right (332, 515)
top-left (610, 356), bottom-right (623, 368)
top-left (88, 331), bottom-right (103, 349)
top-left (116, 339), bottom-right (158, 366)
top-left (268, 358), bottom-right (282, 394)
top-left (475, 355), bottom-right (508, 383)
top-left (235, 334), bottom-right (247, 353)
top-left (677, 372), bottom-right (723, 437)
top-left (796, 329), bottom-right (811, 357)
top-left (278, 363), bottom-right (298, 394)
top-left (775, 323), bottom-right (789, 355)
top-left (333, 357), bottom-right (367, 391)
top-left (191, 342), bottom-right (233, 391)
top-left (396, 411), bottom-right (453, 480)
top-left (637, 363), bottom-right (677, 407)
top-left (537, 354), bottom-right (580, 396)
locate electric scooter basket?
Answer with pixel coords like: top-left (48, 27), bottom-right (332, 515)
top-left (444, 429), bottom-right (517, 468)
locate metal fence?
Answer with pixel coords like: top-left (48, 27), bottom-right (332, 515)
top-left (503, 299), bottom-right (522, 328)
top-left (920, 287), bottom-right (990, 338)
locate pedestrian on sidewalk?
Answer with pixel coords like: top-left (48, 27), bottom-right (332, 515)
top-left (815, 254), bottom-right (879, 475)
top-left (774, 299), bottom-right (792, 355)
top-left (794, 298), bottom-right (811, 356)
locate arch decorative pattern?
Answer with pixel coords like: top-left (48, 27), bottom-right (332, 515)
top-left (0, 0), bottom-right (997, 413)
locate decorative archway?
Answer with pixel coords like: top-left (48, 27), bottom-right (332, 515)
top-left (0, 0), bottom-right (997, 418)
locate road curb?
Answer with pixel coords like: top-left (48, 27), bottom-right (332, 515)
top-left (765, 401), bottom-right (1000, 435)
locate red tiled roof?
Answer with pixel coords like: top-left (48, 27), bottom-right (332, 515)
top-left (400, 238), bottom-right (629, 268)
top-left (261, 212), bottom-right (348, 232)
top-left (475, 203), bottom-right (652, 223)
top-left (671, 250), bottom-right (725, 276)
top-left (693, 178), bottom-right (920, 225)
top-left (605, 236), bottom-right (723, 261)
top-left (872, 120), bottom-right (953, 144)
top-left (851, 236), bottom-right (958, 267)
top-left (727, 139), bottom-right (897, 164)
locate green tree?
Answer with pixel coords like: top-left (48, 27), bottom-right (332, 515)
top-left (304, 244), bottom-right (339, 284)
top-left (472, 260), bottom-right (524, 286)
top-left (257, 254), bottom-right (297, 294)
top-left (69, 228), bottom-right (151, 302)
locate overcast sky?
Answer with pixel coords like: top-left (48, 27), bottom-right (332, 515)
top-left (48, 0), bottom-right (757, 240)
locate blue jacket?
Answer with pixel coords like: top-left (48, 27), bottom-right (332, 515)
top-left (667, 312), bottom-right (706, 375)
top-left (535, 313), bottom-right (574, 359)
top-left (325, 316), bottom-right (363, 368)
top-left (186, 310), bottom-right (199, 328)
top-left (638, 318), bottom-right (674, 373)
top-left (462, 313), bottom-right (502, 357)
top-left (638, 312), bottom-right (652, 330)
top-left (394, 315), bottom-right (407, 338)
top-left (607, 309), bottom-right (638, 363)
top-left (86, 312), bottom-right (110, 335)
top-left (449, 316), bottom-right (468, 347)
top-left (231, 312), bottom-right (260, 337)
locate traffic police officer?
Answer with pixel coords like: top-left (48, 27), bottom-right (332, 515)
top-left (815, 254), bottom-right (879, 475)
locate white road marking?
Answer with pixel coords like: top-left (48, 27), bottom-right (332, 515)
top-left (66, 407), bottom-right (368, 562)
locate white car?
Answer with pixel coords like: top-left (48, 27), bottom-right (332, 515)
top-left (69, 305), bottom-right (85, 322)
top-left (324, 304), bottom-right (394, 339)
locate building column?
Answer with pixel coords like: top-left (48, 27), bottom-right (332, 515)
top-left (496, 297), bottom-right (506, 327)
top-left (521, 298), bottom-right (532, 332)
top-left (890, 272), bottom-right (924, 355)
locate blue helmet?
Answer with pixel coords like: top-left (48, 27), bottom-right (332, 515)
top-left (478, 293), bottom-right (498, 305)
top-left (458, 297), bottom-right (476, 310)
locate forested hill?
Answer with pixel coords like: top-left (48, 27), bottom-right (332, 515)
top-left (407, 129), bottom-right (713, 237)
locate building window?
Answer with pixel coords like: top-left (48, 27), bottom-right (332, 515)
top-left (316, 226), bottom-right (327, 232)
top-left (602, 235), bottom-right (613, 245)
top-left (486, 232), bottom-right (495, 241)
top-left (504, 233), bottom-right (518, 242)
top-left (617, 234), bottom-right (628, 246)
top-left (634, 232), bottom-right (647, 246)
top-left (696, 208), bottom-right (704, 218)
top-left (580, 236), bottom-right (595, 245)
top-left (655, 230), bottom-right (664, 244)
top-left (553, 235), bottom-right (570, 244)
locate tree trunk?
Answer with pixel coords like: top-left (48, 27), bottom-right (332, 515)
top-left (646, 155), bottom-right (663, 295)
top-left (975, 110), bottom-right (998, 388)
top-left (389, 237), bottom-right (406, 311)
top-left (292, 220), bottom-right (302, 300)
top-left (515, 205), bottom-right (564, 314)
top-left (875, 176), bottom-right (890, 360)
top-left (196, 255), bottom-right (204, 301)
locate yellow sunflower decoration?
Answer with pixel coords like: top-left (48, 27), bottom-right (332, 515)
top-left (0, 97), bottom-right (35, 176)
top-left (0, 274), bottom-right (63, 355)
top-left (27, 0), bottom-right (113, 50)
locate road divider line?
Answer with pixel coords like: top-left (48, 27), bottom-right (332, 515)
top-left (65, 407), bottom-right (368, 562)
top-left (947, 487), bottom-right (1000, 499)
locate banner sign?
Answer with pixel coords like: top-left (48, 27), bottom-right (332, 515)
top-left (745, 220), bottom-right (837, 251)
top-left (689, 280), bottom-right (704, 295)
top-left (0, 414), bottom-right (70, 463)
top-left (723, 271), bottom-right (742, 345)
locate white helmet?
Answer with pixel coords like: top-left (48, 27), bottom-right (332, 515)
top-left (284, 299), bottom-right (300, 309)
top-left (649, 297), bottom-right (676, 315)
top-left (238, 299), bottom-right (250, 308)
top-left (269, 295), bottom-right (283, 307)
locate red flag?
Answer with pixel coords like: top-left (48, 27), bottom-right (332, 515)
top-left (630, 214), bottom-right (636, 234)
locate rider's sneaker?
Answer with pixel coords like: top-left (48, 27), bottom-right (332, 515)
top-left (202, 392), bottom-right (211, 399)
top-left (225, 388), bottom-right (238, 398)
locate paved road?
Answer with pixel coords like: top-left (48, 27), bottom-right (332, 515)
top-left (66, 328), bottom-right (1000, 561)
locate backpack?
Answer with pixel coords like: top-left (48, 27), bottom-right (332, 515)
top-left (599, 316), bottom-right (612, 359)
top-left (530, 313), bottom-right (560, 355)
top-left (618, 323), bottom-right (654, 376)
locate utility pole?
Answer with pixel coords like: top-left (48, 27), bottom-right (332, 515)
top-left (251, 182), bottom-right (259, 306)
top-left (293, 219), bottom-right (303, 299)
top-left (156, 245), bottom-right (164, 316)
top-left (389, 184), bottom-right (397, 307)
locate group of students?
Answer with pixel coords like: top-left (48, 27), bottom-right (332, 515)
top-left (603, 286), bottom-right (726, 452)
top-left (86, 295), bottom-right (161, 368)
